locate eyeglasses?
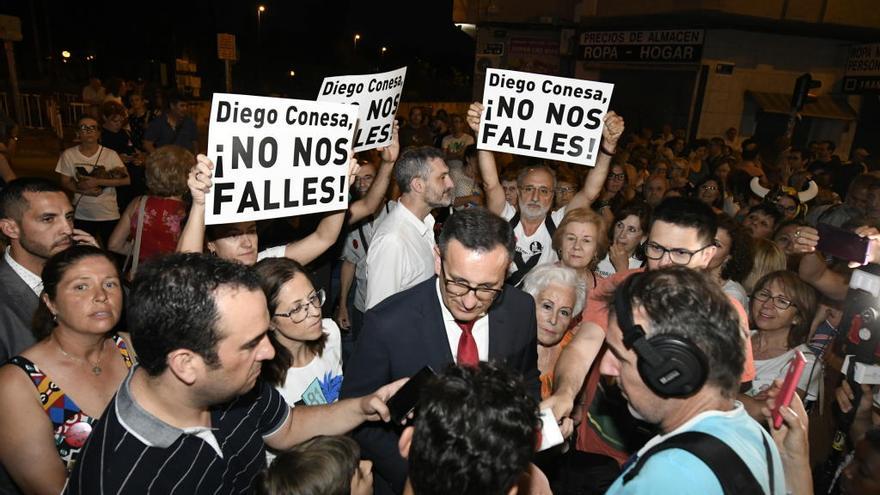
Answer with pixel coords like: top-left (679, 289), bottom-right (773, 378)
top-left (519, 185), bottom-right (553, 198)
top-left (753, 289), bottom-right (795, 310)
top-left (556, 186), bottom-right (576, 194)
top-left (700, 185), bottom-right (718, 191)
top-left (441, 261), bottom-right (503, 301)
top-left (644, 241), bottom-right (714, 265)
top-left (273, 289), bottom-right (326, 323)
top-left (78, 125), bottom-right (98, 133)
top-left (608, 173), bottom-right (626, 181)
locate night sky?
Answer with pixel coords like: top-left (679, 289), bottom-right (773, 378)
top-left (2, 0), bottom-right (475, 100)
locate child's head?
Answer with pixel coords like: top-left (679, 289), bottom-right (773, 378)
top-left (255, 436), bottom-right (373, 495)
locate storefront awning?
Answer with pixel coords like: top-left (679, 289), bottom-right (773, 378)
top-left (746, 91), bottom-right (857, 120)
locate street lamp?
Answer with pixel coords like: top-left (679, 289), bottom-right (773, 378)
top-left (381, 46), bottom-right (387, 55)
top-left (257, 5), bottom-right (267, 44)
top-left (353, 33), bottom-right (361, 52)
top-left (289, 69), bottom-right (296, 77)
top-left (61, 50), bottom-right (71, 63)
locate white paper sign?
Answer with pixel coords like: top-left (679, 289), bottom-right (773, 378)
top-left (205, 93), bottom-right (358, 225)
top-left (479, 68), bottom-right (614, 166)
top-left (538, 408), bottom-right (565, 452)
top-left (317, 67), bottom-right (407, 152)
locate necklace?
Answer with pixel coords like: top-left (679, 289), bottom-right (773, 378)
top-left (55, 336), bottom-right (106, 376)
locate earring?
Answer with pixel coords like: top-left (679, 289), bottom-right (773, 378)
top-left (52, 313), bottom-right (58, 324)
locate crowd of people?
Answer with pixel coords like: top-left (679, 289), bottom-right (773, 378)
top-left (0, 77), bottom-right (878, 495)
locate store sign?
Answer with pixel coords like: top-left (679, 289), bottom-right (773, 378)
top-left (843, 43), bottom-right (880, 94)
top-left (578, 29), bottom-right (704, 64)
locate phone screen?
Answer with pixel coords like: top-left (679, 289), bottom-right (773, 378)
top-left (817, 223), bottom-right (869, 265)
top-left (387, 366), bottom-right (437, 426)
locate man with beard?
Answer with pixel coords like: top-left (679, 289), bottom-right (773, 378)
top-left (0, 178), bottom-right (98, 363)
top-left (466, 103), bottom-right (625, 286)
top-left (364, 146), bottom-right (454, 309)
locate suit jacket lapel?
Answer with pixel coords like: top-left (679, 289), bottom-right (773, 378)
top-left (419, 277), bottom-right (455, 368)
top-left (488, 296), bottom-right (509, 361)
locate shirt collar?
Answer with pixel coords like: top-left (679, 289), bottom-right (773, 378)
top-left (399, 203), bottom-right (435, 238)
top-left (116, 366), bottom-right (187, 449)
top-left (4, 247), bottom-right (43, 295)
top-left (635, 401), bottom-right (746, 457)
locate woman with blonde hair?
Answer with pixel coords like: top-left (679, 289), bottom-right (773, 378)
top-left (108, 145), bottom-right (192, 270)
top-left (552, 207), bottom-right (607, 289)
top-left (742, 237), bottom-right (787, 294)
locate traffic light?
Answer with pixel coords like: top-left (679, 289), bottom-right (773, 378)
top-left (791, 73), bottom-right (821, 112)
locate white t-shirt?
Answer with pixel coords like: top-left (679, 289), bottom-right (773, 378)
top-left (257, 245), bottom-right (287, 261)
top-left (500, 202), bottom-right (566, 279)
top-left (723, 279), bottom-right (750, 315)
top-left (441, 133), bottom-right (475, 158)
top-left (746, 342), bottom-right (821, 401)
top-left (55, 145), bottom-right (125, 221)
top-left (596, 253), bottom-right (643, 279)
top-left (275, 319), bottom-right (344, 407)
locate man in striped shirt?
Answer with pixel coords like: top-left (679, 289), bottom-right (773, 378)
top-left (64, 253), bottom-right (403, 494)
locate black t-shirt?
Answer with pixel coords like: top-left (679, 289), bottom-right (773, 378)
top-left (100, 128), bottom-right (135, 157)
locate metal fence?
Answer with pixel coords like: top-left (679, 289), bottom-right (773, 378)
top-left (0, 92), bottom-right (85, 133)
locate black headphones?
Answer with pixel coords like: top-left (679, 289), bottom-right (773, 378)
top-left (613, 285), bottom-right (709, 398)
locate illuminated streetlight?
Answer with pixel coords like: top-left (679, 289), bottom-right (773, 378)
top-left (289, 70), bottom-right (296, 77)
top-left (354, 33), bottom-right (361, 52)
top-left (381, 46), bottom-right (387, 55)
top-left (61, 50), bottom-right (71, 59)
top-left (257, 5), bottom-right (267, 45)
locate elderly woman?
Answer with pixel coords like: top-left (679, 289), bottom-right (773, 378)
top-left (552, 207), bottom-right (607, 292)
top-left (0, 246), bottom-right (133, 493)
top-left (522, 264), bottom-right (586, 399)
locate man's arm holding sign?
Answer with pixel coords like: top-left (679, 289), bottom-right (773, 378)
top-left (348, 121), bottom-right (399, 224)
top-left (466, 102), bottom-right (509, 216)
top-left (566, 111), bottom-right (624, 212)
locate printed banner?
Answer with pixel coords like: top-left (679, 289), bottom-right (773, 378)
top-left (318, 66), bottom-right (406, 152)
top-left (478, 68), bottom-right (614, 166)
top-left (205, 93), bottom-right (358, 225)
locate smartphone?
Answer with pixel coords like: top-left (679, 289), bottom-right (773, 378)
top-left (387, 366), bottom-right (437, 426)
top-left (817, 223), bottom-right (870, 265)
top-left (772, 350), bottom-right (807, 429)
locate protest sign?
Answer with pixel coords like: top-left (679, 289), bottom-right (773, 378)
top-left (317, 66), bottom-right (407, 152)
top-left (205, 93), bottom-right (358, 225)
top-left (478, 68), bottom-right (614, 167)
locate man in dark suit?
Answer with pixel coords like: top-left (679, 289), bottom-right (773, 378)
top-left (341, 207), bottom-right (540, 495)
top-left (0, 178), bottom-right (97, 363)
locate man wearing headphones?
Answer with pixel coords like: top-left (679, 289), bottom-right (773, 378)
top-left (601, 267), bottom-right (785, 494)
top-left (543, 197), bottom-right (757, 493)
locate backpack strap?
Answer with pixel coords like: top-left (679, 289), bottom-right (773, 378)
top-left (622, 431), bottom-right (774, 495)
top-left (506, 212), bottom-right (558, 287)
top-left (357, 223), bottom-right (370, 255)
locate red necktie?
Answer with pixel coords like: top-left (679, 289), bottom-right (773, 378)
top-left (456, 320), bottom-right (479, 367)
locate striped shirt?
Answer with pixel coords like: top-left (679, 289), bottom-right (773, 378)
top-left (64, 366), bottom-right (290, 494)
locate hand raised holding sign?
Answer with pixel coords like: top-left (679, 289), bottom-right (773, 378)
top-left (466, 102), bottom-right (484, 135)
top-left (188, 154), bottom-right (215, 207)
top-left (602, 111), bottom-right (624, 151)
top-left (377, 120), bottom-right (400, 164)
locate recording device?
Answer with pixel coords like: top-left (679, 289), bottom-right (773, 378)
top-left (816, 223), bottom-right (870, 265)
top-left (815, 265), bottom-right (880, 493)
top-left (387, 366), bottom-right (437, 426)
top-left (772, 350), bottom-right (806, 429)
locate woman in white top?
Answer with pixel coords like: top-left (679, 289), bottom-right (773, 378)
top-left (596, 202), bottom-right (648, 279)
top-left (255, 257), bottom-right (343, 407)
top-left (740, 270), bottom-right (819, 420)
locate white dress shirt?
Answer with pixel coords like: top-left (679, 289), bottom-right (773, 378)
top-left (435, 279), bottom-right (489, 362)
top-left (4, 247), bottom-right (43, 295)
top-left (365, 202), bottom-right (436, 309)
